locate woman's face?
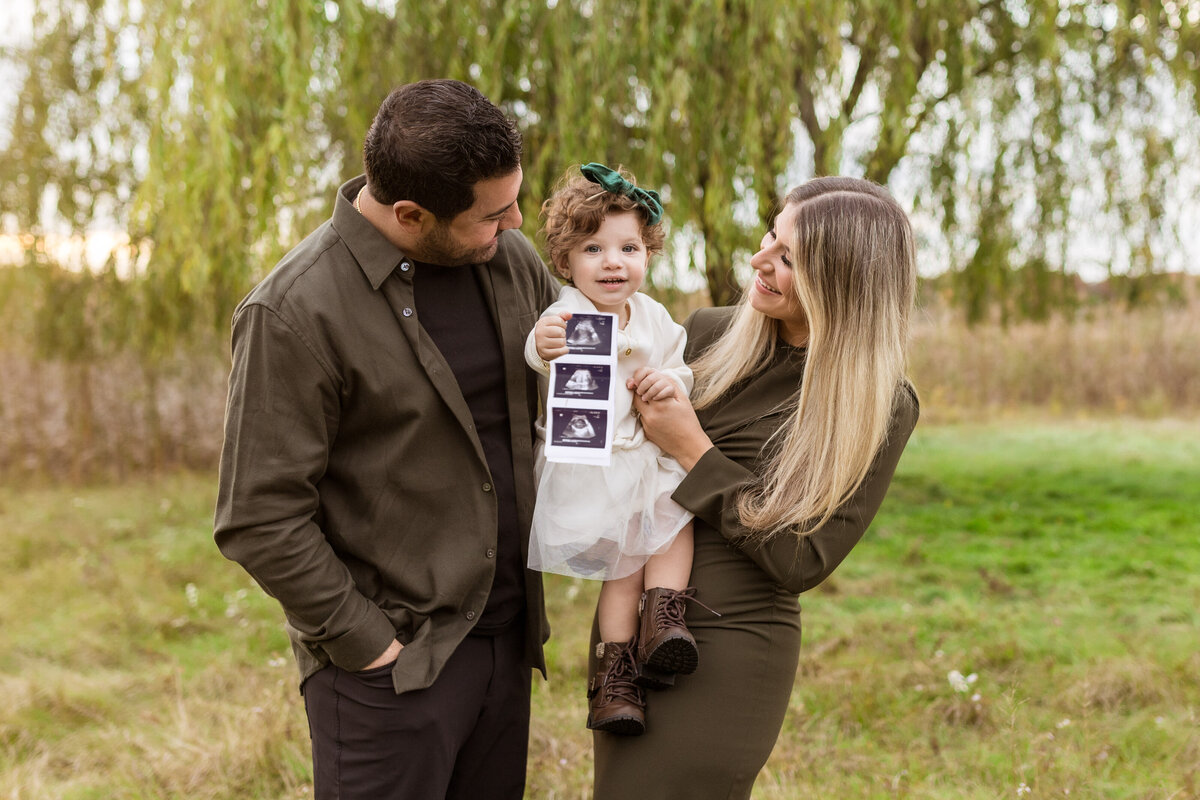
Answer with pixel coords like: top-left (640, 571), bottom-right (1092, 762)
top-left (748, 202), bottom-right (808, 345)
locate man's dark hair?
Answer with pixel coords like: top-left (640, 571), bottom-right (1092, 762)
top-left (363, 80), bottom-right (523, 221)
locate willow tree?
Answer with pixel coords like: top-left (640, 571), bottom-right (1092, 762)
top-left (0, 0), bottom-right (341, 356)
top-left (3, 0), bottom-right (1198, 338)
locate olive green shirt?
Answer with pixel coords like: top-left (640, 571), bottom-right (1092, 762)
top-left (214, 176), bottom-right (559, 694)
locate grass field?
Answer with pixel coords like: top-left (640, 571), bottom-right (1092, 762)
top-left (2, 420), bottom-right (1198, 799)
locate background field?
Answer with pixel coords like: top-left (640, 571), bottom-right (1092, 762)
top-left (2, 421), bottom-right (1197, 799)
top-left (6, 4), bottom-right (1199, 796)
top-left (4, 303), bottom-right (1199, 482)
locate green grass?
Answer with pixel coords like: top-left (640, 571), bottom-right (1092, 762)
top-left (2, 420), bottom-right (1198, 799)
top-left (765, 420), bottom-right (1200, 799)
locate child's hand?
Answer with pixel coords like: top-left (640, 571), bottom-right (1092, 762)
top-left (627, 367), bottom-right (678, 402)
top-left (535, 312), bottom-right (572, 361)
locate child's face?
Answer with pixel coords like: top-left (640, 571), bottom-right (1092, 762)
top-left (559, 211), bottom-right (648, 315)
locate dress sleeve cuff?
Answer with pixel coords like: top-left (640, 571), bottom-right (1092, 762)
top-left (524, 326), bottom-right (552, 375)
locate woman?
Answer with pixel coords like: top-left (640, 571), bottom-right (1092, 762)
top-left (591, 176), bottom-right (920, 798)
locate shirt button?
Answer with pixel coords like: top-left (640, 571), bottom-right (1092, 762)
top-left (465, 610), bottom-right (476, 620)
top-left (624, 347), bottom-right (632, 356)
top-left (482, 482), bottom-right (493, 492)
top-left (400, 261), bottom-right (411, 271)
top-left (402, 307), bottom-right (413, 317)
top-left (486, 548), bottom-right (496, 559)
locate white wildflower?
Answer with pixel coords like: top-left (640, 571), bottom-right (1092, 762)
top-left (948, 670), bottom-right (977, 693)
top-left (1056, 718), bottom-right (1071, 729)
top-left (1017, 782), bottom-right (1031, 796)
top-left (185, 583), bottom-right (199, 608)
top-left (224, 590), bottom-right (244, 618)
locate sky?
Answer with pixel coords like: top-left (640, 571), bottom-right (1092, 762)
top-left (0, 1), bottom-right (33, 151)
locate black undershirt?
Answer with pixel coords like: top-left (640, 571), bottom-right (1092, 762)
top-left (411, 260), bottom-right (524, 634)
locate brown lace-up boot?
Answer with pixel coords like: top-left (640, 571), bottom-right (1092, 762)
top-left (635, 587), bottom-right (701, 689)
top-left (587, 640), bottom-right (646, 735)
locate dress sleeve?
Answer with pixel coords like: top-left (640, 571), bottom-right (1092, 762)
top-left (655, 309), bottom-right (694, 397)
top-left (213, 303), bottom-right (397, 670)
top-left (524, 294), bottom-right (570, 375)
top-left (525, 325), bottom-right (551, 375)
top-left (672, 386), bottom-right (919, 594)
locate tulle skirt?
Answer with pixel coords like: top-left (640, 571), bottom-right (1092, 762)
top-left (528, 442), bottom-right (693, 580)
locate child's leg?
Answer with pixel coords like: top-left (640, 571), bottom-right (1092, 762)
top-left (635, 522), bottom-right (700, 685)
top-left (643, 521), bottom-right (693, 591)
top-left (590, 568), bottom-right (647, 736)
top-left (597, 568), bottom-right (644, 643)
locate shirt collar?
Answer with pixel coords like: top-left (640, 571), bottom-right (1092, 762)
top-left (332, 175), bottom-right (413, 290)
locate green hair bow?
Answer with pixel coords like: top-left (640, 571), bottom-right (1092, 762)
top-left (580, 162), bottom-right (664, 225)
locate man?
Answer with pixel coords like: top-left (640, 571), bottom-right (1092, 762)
top-left (214, 79), bottom-right (559, 800)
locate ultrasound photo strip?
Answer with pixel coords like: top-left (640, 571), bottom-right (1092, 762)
top-left (543, 311), bottom-right (618, 466)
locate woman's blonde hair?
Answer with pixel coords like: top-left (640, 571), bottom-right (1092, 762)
top-left (690, 176), bottom-right (916, 539)
top-left (539, 166), bottom-right (666, 279)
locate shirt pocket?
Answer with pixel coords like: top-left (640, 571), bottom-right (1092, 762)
top-left (517, 310), bottom-right (541, 339)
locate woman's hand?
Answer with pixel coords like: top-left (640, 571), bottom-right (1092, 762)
top-left (629, 367), bottom-right (714, 471)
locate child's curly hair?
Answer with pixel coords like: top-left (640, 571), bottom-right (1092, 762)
top-left (539, 165), bottom-right (666, 280)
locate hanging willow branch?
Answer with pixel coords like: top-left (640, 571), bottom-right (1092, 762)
top-left (2, 0), bottom-right (1197, 358)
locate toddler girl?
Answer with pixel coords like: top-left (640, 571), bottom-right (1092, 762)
top-left (526, 163), bottom-right (705, 736)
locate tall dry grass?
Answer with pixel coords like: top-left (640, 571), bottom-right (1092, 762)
top-left (2, 303), bottom-right (1197, 480)
top-left (0, 349), bottom-right (228, 481)
top-left (909, 303), bottom-right (1200, 420)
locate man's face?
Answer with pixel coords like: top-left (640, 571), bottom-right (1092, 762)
top-left (416, 168), bottom-right (524, 266)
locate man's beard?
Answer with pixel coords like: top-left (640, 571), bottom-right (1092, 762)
top-left (416, 222), bottom-right (499, 267)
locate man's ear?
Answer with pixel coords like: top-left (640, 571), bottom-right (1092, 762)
top-left (392, 200), bottom-right (434, 235)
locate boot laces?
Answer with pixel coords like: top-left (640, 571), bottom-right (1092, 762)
top-left (603, 643), bottom-right (645, 708)
top-left (653, 587), bottom-right (720, 627)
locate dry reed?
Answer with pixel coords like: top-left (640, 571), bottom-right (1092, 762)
top-left (2, 303), bottom-right (1197, 480)
top-left (908, 304), bottom-right (1200, 421)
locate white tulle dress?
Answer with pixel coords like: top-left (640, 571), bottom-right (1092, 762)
top-left (524, 287), bottom-right (694, 580)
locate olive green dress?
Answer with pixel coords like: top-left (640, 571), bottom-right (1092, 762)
top-left (591, 306), bottom-right (920, 800)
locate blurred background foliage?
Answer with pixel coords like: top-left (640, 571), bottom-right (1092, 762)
top-left (1, 0), bottom-right (1198, 478)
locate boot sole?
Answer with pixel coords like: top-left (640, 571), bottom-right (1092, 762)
top-left (642, 635), bottom-right (699, 675)
top-left (587, 714), bottom-right (646, 736)
top-left (633, 661), bottom-right (676, 690)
